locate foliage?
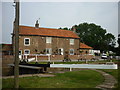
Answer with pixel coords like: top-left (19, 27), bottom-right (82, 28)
top-left (116, 34), bottom-right (120, 55)
top-left (59, 27), bottom-right (71, 30)
top-left (117, 34), bottom-right (120, 47)
top-left (60, 23), bottom-right (116, 52)
top-left (75, 23), bottom-right (116, 52)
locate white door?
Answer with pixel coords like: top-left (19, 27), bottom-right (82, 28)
top-left (58, 48), bottom-right (63, 55)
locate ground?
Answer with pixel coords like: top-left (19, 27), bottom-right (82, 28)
top-left (2, 59), bottom-right (119, 88)
top-left (3, 70), bottom-right (104, 88)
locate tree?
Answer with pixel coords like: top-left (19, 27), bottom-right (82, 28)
top-left (115, 34), bottom-right (120, 55)
top-left (74, 23), bottom-right (115, 51)
top-left (118, 34), bottom-right (120, 47)
top-left (73, 23), bottom-right (115, 52)
top-left (73, 23), bottom-right (116, 52)
top-left (58, 23), bottom-right (116, 53)
top-left (58, 27), bottom-right (71, 30)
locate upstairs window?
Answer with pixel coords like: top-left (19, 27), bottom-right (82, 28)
top-left (70, 39), bottom-right (74, 45)
top-left (46, 37), bottom-right (52, 43)
top-left (24, 38), bottom-right (30, 46)
top-left (69, 49), bottom-right (74, 55)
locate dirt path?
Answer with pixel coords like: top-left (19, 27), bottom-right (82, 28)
top-left (94, 69), bottom-right (117, 89)
top-left (2, 73), bottom-right (55, 79)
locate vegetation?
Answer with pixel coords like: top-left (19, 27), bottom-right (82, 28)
top-left (59, 23), bottom-right (116, 53)
top-left (115, 34), bottom-right (120, 55)
top-left (2, 70), bottom-right (104, 88)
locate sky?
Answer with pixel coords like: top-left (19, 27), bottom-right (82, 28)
top-left (1, 1), bottom-right (119, 46)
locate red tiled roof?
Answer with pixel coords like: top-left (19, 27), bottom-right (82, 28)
top-left (80, 43), bottom-right (93, 49)
top-left (19, 26), bottom-right (80, 39)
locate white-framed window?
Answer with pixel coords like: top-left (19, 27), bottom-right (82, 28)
top-left (58, 48), bottom-right (64, 55)
top-left (24, 49), bottom-right (30, 55)
top-left (46, 48), bottom-right (52, 55)
top-left (24, 38), bottom-right (30, 46)
top-left (70, 39), bottom-right (74, 45)
top-left (19, 50), bottom-right (22, 55)
top-left (46, 37), bottom-right (52, 43)
top-left (69, 49), bottom-right (74, 55)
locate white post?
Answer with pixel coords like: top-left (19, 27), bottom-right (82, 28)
top-left (70, 68), bottom-right (72, 71)
top-left (25, 55), bottom-right (27, 60)
top-left (48, 55), bottom-right (50, 62)
top-left (36, 55), bottom-right (38, 62)
top-left (19, 55), bottom-right (22, 60)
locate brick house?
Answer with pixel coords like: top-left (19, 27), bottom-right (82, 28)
top-left (12, 21), bottom-right (80, 56)
top-left (79, 43), bottom-right (93, 55)
top-left (1, 44), bottom-right (13, 55)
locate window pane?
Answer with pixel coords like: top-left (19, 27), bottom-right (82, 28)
top-left (70, 49), bottom-right (74, 55)
top-left (24, 38), bottom-right (30, 45)
top-left (46, 37), bottom-right (52, 43)
top-left (24, 50), bottom-right (30, 54)
top-left (19, 51), bottom-right (22, 55)
top-left (70, 39), bottom-right (74, 45)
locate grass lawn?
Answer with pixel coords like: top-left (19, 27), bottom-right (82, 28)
top-left (2, 70), bottom-right (104, 88)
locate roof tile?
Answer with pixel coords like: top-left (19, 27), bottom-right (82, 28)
top-left (19, 26), bottom-right (80, 38)
top-left (80, 43), bottom-right (93, 49)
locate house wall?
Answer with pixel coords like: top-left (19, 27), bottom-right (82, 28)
top-left (79, 49), bottom-right (93, 55)
top-left (2, 55), bottom-right (14, 76)
top-left (19, 35), bottom-right (80, 55)
top-left (24, 54), bottom-right (93, 61)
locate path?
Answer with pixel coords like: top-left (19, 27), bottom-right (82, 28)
top-left (94, 69), bottom-right (117, 89)
top-left (2, 73), bottom-right (55, 79)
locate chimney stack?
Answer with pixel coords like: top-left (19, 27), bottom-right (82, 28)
top-left (35, 20), bottom-right (39, 29)
top-left (72, 26), bottom-right (76, 33)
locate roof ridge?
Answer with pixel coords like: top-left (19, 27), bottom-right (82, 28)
top-left (19, 25), bottom-right (80, 38)
top-left (20, 25), bottom-right (73, 32)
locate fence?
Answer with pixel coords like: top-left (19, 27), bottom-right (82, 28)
top-left (50, 64), bottom-right (118, 70)
top-left (19, 54), bottom-right (94, 62)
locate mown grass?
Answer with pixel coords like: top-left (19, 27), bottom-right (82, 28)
top-left (2, 70), bottom-right (104, 88)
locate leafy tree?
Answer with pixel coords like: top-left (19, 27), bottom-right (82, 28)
top-left (58, 27), bottom-right (71, 30)
top-left (59, 23), bottom-right (116, 53)
top-left (74, 23), bottom-right (115, 51)
top-left (118, 34), bottom-right (120, 47)
top-left (73, 23), bottom-right (116, 52)
top-left (115, 34), bottom-right (120, 55)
